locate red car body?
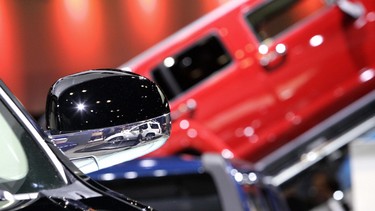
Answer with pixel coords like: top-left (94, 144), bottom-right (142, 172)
top-left (119, 0), bottom-right (375, 162)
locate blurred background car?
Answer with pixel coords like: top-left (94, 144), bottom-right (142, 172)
top-left (105, 121), bottom-right (163, 142)
top-left (119, 0), bottom-right (375, 164)
top-left (88, 153), bottom-right (290, 211)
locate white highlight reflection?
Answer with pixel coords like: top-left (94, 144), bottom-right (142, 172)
top-left (275, 43), bottom-right (286, 54)
top-left (360, 69), bottom-right (375, 82)
top-left (179, 119), bottom-right (190, 129)
top-left (309, 35), bottom-right (324, 47)
top-left (163, 57), bottom-right (175, 67)
top-left (258, 44), bottom-right (269, 55)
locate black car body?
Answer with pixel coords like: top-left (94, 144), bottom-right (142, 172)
top-left (0, 69), bottom-right (171, 210)
top-left (89, 153), bottom-right (290, 211)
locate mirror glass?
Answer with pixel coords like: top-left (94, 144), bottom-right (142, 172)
top-left (51, 114), bottom-right (170, 173)
top-left (45, 69), bottom-right (171, 173)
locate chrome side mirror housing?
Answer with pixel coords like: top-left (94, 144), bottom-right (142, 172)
top-left (45, 69), bottom-right (171, 174)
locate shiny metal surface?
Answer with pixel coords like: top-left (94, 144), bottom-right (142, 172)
top-left (45, 69), bottom-right (171, 173)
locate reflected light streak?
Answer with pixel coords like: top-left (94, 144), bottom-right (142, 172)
top-left (276, 70), bottom-right (316, 101)
top-left (360, 69), bottom-right (374, 82)
top-left (305, 151), bottom-right (318, 162)
top-left (207, 95), bottom-right (275, 130)
top-left (122, 67), bottom-right (132, 72)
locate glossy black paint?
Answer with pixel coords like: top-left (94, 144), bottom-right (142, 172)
top-left (46, 69), bottom-right (170, 134)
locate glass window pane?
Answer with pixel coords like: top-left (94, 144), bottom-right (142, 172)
top-left (246, 0), bottom-right (326, 42)
top-left (151, 35), bottom-right (231, 100)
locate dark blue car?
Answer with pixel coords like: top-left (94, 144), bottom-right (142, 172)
top-left (89, 153), bottom-right (290, 211)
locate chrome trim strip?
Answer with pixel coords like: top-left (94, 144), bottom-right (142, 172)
top-left (272, 115), bottom-right (375, 186)
top-left (256, 90), bottom-right (375, 171)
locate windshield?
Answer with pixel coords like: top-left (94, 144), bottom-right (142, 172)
top-left (0, 98), bottom-right (66, 194)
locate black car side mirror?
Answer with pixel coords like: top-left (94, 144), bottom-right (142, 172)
top-left (45, 69), bottom-right (171, 173)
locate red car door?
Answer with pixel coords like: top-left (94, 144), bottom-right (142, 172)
top-left (235, 0), bottom-right (375, 160)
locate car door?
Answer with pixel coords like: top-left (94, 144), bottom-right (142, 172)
top-left (243, 0), bottom-right (371, 144)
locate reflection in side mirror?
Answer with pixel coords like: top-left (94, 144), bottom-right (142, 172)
top-left (45, 69), bottom-right (171, 174)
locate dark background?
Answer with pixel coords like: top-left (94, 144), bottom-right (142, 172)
top-left (0, 0), bottom-right (226, 116)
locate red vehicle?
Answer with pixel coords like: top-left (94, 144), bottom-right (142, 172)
top-left (119, 0), bottom-right (375, 162)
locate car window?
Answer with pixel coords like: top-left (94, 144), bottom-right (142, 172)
top-left (130, 126), bottom-right (139, 132)
top-left (151, 35), bottom-right (232, 100)
top-left (0, 98), bottom-right (66, 194)
top-left (0, 109), bottom-right (28, 182)
top-left (140, 124), bottom-right (148, 130)
top-left (151, 123), bottom-right (159, 129)
top-left (246, 0), bottom-right (327, 42)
